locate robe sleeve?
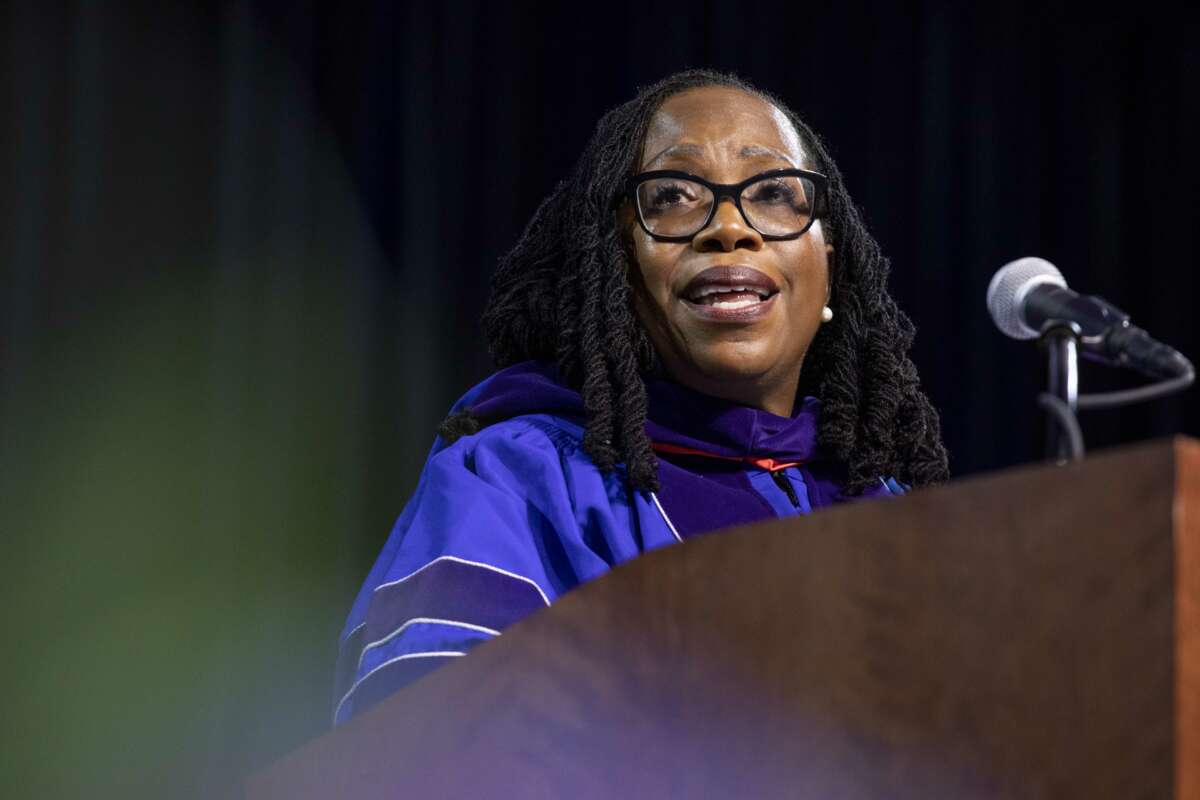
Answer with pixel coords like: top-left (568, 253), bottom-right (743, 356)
top-left (331, 418), bottom-right (613, 725)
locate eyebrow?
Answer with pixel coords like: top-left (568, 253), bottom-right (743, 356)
top-left (738, 144), bottom-right (796, 165)
top-left (642, 142), bottom-right (797, 168)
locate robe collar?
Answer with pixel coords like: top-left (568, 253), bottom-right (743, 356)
top-left (463, 360), bottom-right (895, 537)
top-left (465, 360), bottom-right (823, 469)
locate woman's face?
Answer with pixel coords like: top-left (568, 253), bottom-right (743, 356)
top-left (624, 86), bottom-right (831, 416)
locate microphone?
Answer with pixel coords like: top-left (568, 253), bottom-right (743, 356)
top-left (987, 257), bottom-right (1191, 380)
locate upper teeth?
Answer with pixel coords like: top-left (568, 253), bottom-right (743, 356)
top-left (692, 285), bottom-right (770, 299)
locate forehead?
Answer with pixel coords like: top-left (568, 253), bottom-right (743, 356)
top-left (641, 86), bottom-right (808, 169)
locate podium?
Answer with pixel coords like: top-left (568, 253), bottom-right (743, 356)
top-left (246, 438), bottom-right (1200, 799)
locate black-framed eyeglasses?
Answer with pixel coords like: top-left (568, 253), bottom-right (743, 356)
top-left (620, 168), bottom-right (829, 242)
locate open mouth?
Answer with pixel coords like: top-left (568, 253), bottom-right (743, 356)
top-left (680, 266), bottom-right (780, 315)
top-left (685, 284), bottom-right (777, 309)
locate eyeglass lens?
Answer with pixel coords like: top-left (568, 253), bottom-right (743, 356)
top-left (635, 175), bottom-right (816, 238)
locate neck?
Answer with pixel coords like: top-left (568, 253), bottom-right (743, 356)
top-left (661, 365), bottom-right (801, 417)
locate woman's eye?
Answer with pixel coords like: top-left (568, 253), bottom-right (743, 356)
top-left (748, 180), bottom-right (796, 204)
top-left (648, 183), bottom-right (696, 208)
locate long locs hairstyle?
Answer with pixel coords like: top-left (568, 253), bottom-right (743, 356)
top-left (457, 69), bottom-right (949, 494)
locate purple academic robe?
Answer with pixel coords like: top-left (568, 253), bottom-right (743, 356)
top-left (333, 361), bottom-right (902, 725)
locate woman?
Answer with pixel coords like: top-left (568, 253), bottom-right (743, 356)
top-left (333, 69), bottom-right (949, 725)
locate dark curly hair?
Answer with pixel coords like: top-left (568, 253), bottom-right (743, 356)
top-left (447, 69), bottom-right (949, 495)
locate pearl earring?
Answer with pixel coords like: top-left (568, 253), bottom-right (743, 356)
top-left (821, 305), bottom-right (834, 323)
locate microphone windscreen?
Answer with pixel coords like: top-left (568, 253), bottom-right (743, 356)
top-left (986, 257), bottom-right (1067, 340)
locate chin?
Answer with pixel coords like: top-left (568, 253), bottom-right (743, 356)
top-left (687, 341), bottom-right (781, 383)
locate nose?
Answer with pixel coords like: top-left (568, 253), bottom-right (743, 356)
top-left (691, 197), bottom-right (764, 253)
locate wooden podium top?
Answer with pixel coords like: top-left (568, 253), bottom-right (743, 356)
top-left (247, 437), bottom-right (1200, 799)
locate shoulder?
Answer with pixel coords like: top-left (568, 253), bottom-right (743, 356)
top-left (429, 413), bottom-right (589, 480)
top-left (341, 414), bottom-right (596, 641)
top-left (469, 413), bottom-right (586, 451)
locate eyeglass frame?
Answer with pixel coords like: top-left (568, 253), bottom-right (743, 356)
top-left (618, 168), bottom-right (830, 243)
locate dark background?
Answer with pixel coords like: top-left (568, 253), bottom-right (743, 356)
top-left (2, 1), bottom-right (1196, 797)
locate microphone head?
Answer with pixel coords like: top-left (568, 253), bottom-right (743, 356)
top-left (986, 257), bottom-right (1068, 340)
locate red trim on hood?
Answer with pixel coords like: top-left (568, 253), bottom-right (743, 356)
top-left (651, 441), bottom-right (801, 473)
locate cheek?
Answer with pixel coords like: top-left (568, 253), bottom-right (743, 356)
top-left (780, 241), bottom-right (830, 304)
top-left (625, 235), bottom-right (675, 342)
top-left (631, 235), bottom-right (680, 299)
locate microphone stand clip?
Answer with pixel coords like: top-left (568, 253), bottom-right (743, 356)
top-left (1037, 320), bottom-right (1085, 464)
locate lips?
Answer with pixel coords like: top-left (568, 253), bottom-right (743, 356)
top-left (680, 265), bottom-right (780, 319)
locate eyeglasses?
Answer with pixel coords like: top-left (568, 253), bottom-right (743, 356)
top-left (622, 168), bottom-right (829, 242)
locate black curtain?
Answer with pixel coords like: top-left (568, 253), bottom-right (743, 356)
top-left (2, 2), bottom-right (1196, 797)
